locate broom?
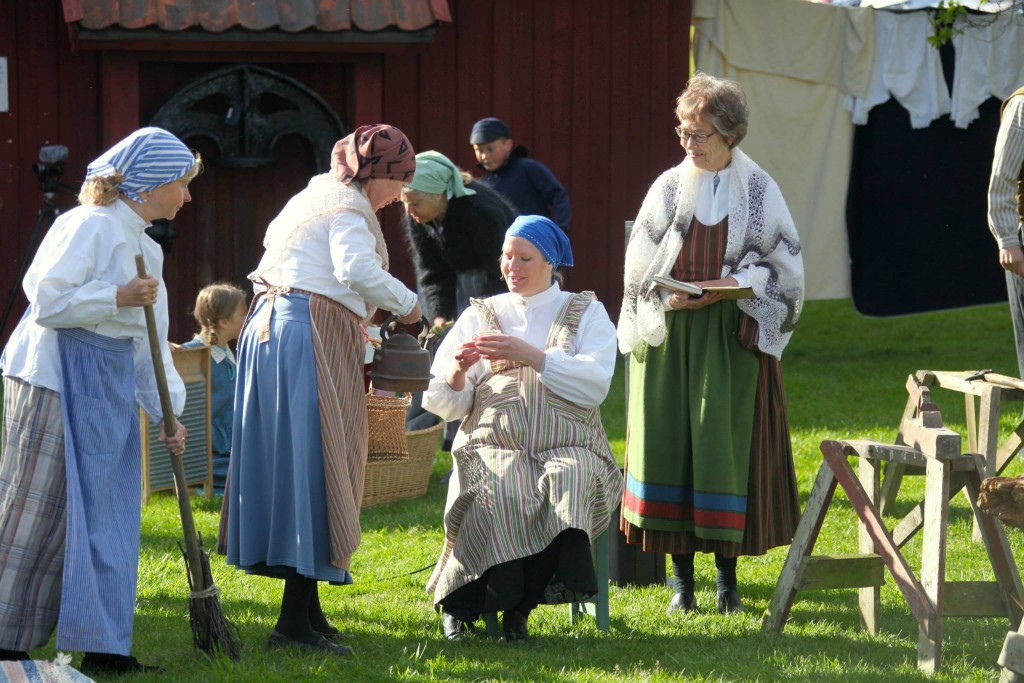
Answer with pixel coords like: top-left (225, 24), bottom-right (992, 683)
top-left (135, 255), bottom-right (241, 660)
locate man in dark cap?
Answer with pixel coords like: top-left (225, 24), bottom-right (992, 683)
top-left (470, 117), bottom-right (571, 232)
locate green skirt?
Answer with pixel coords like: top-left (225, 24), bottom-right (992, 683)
top-left (622, 302), bottom-right (759, 544)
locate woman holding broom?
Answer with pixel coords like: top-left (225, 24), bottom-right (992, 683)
top-left (226, 124), bottom-right (422, 656)
top-left (0, 127), bottom-right (199, 674)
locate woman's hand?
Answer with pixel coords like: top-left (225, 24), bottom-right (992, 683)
top-left (117, 275), bottom-right (159, 308)
top-left (666, 276), bottom-right (738, 310)
top-left (158, 420), bottom-right (188, 457)
top-left (446, 341), bottom-right (482, 391)
top-left (668, 291), bottom-right (724, 310)
top-left (1000, 246), bottom-right (1024, 277)
top-left (397, 301), bottom-right (423, 325)
top-left (471, 333), bottom-right (546, 372)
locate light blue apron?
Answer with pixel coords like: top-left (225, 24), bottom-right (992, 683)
top-left (56, 328), bottom-right (141, 655)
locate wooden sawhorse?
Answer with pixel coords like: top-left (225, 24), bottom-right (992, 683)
top-left (880, 370), bottom-right (1024, 539)
top-left (762, 406), bottom-right (1024, 674)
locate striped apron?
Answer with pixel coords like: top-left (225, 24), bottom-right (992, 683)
top-left (56, 328), bottom-right (141, 655)
top-left (0, 378), bottom-right (67, 651)
top-left (227, 287), bottom-right (363, 581)
top-left (428, 292), bottom-right (624, 605)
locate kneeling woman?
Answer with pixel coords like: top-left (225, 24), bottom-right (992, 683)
top-left (424, 215), bottom-right (624, 641)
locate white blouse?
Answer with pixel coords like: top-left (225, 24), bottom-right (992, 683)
top-left (251, 201), bottom-right (417, 319)
top-left (1, 199), bottom-right (185, 421)
top-left (423, 284), bottom-right (618, 421)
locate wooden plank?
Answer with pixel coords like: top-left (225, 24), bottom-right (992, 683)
top-left (797, 554), bottom-right (885, 592)
top-left (881, 392), bottom-right (921, 515)
top-left (974, 385), bottom-right (1002, 541)
top-left (966, 392), bottom-right (979, 453)
top-left (943, 581), bottom-right (1012, 617)
top-left (963, 464), bottom-right (1024, 626)
top-left (529, 0), bottom-right (555, 168)
top-left (100, 52), bottom-right (139, 145)
top-left (822, 441), bottom-right (936, 637)
top-left (898, 416), bottom-right (961, 460)
top-left (761, 460), bottom-right (838, 633)
top-left (905, 374), bottom-right (940, 418)
top-left (859, 456), bottom-right (882, 634)
top-left (916, 457), bottom-right (949, 674)
top-left (892, 472), bottom-right (969, 548)
top-left (351, 55), bottom-right (383, 133)
top-left (978, 385), bottom-right (1002, 478)
top-left (998, 429), bottom-right (1024, 475)
top-left (844, 439), bottom-right (928, 468)
top-left (892, 505), bottom-right (924, 549)
top-left (416, 11), bottom-right (457, 155)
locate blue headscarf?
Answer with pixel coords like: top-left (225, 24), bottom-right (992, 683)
top-left (505, 215), bottom-right (573, 269)
top-left (86, 127), bottom-right (196, 202)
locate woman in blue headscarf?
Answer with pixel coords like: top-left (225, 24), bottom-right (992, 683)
top-left (423, 216), bottom-right (624, 642)
top-left (0, 127), bottom-right (200, 675)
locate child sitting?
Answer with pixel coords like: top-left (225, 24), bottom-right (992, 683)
top-left (182, 283), bottom-right (248, 496)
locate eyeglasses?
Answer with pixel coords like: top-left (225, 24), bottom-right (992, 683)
top-left (674, 126), bottom-right (717, 144)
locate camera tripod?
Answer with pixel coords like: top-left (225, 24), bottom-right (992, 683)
top-left (1, 147), bottom-right (68, 337)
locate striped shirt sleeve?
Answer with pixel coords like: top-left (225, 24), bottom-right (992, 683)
top-left (989, 95), bottom-right (1024, 249)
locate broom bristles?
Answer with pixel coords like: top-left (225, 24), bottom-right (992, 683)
top-left (178, 535), bottom-right (242, 661)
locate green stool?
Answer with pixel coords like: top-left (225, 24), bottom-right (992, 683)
top-left (482, 526), bottom-right (610, 638)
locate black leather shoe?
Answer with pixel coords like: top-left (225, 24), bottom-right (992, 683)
top-left (442, 613), bottom-right (473, 641)
top-left (80, 652), bottom-right (165, 675)
top-left (267, 629), bottom-right (354, 655)
top-left (666, 591), bottom-right (697, 615)
top-left (315, 628), bottom-right (356, 642)
top-left (0, 649), bottom-right (29, 661)
top-left (716, 588), bottom-right (744, 614)
top-left (502, 610), bottom-right (529, 641)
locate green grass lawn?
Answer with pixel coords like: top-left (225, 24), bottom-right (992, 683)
top-left (28, 299), bottom-right (1024, 681)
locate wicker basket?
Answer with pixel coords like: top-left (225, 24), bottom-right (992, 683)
top-left (362, 419), bottom-right (443, 508)
top-left (366, 391), bottom-right (412, 461)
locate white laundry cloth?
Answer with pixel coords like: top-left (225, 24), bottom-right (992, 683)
top-left (844, 10), bottom-right (951, 128)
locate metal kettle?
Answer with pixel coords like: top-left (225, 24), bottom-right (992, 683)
top-left (368, 315), bottom-right (432, 392)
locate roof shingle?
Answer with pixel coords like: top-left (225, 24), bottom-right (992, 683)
top-left (63, 0), bottom-right (451, 33)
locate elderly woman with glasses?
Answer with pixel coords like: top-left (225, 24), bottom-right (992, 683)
top-left (618, 72), bottom-right (804, 616)
top-left (424, 215), bottom-right (623, 642)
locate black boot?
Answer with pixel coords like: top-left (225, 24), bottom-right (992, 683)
top-left (270, 576), bottom-right (353, 655)
top-left (441, 612), bottom-right (474, 641)
top-left (715, 553), bottom-right (744, 614)
top-left (502, 609), bottom-right (530, 641)
top-left (0, 649), bottom-right (28, 661)
top-left (79, 652), bottom-right (164, 675)
top-left (308, 583), bottom-right (353, 641)
top-left (667, 553), bottom-right (696, 615)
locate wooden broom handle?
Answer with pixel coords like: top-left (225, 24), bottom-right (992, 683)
top-left (135, 255), bottom-right (178, 436)
top-left (134, 255), bottom-right (204, 591)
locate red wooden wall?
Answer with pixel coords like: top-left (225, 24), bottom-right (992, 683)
top-left (0, 0), bottom-right (692, 343)
top-left (0, 1), bottom-right (100, 341)
top-left (381, 0), bottom-right (692, 315)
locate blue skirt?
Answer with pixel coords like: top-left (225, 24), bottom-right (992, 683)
top-left (226, 293), bottom-right (352, 584)
top-left (56, 328), bottom-right (140, 654)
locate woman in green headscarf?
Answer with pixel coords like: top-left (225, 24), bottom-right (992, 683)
top-left (401, 151), bottom-right (518, 328)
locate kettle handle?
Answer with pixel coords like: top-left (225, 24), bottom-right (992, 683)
top-left (379, 313), bottom-right (429, 341)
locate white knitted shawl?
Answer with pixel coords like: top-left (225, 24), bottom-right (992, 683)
top-left (259, 173), bottom-right (389, 272)
top-left (617, 149), bottom-right (804, 359)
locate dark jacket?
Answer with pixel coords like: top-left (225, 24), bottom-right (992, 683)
top-left (402, 180), bottom-right (517, 321)
top-left (480, 145), bottom-right (572, 232)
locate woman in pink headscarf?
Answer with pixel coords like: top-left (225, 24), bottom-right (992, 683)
top-left (226, 125), bottom-right (422, 656)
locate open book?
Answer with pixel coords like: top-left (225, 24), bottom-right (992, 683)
top-left (652, 275), bottom-right (755, 300)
